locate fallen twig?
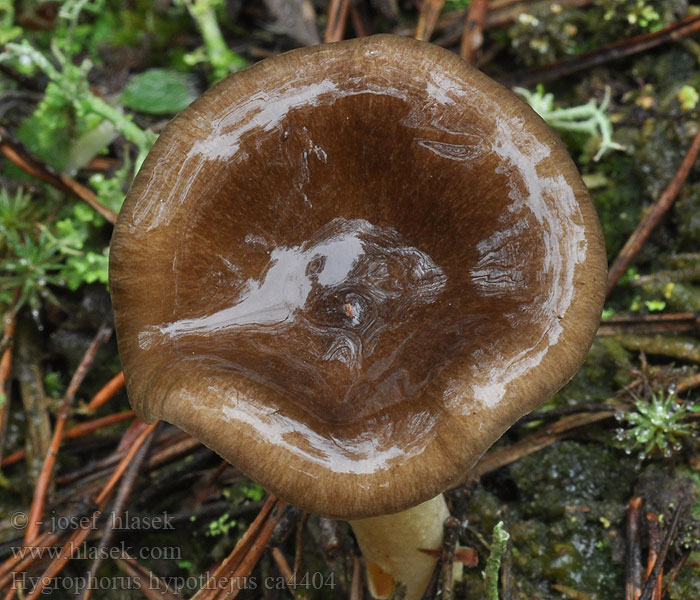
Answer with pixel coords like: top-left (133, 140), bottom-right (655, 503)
top-left (192, 496), bottom-right (286, 600)
top-left (87, 371), bottom-right (125, 412)
top-left (324, 0), bottom-right (351, 43)
top-left (271, 547), bottom-right (306, 599)
top-left (293, 512), bottom-right (309, 576)
top-left (677, 371), bottom-right (700, 393)
top-left (644, 513), bottom-right (663, 600)
top-left (0, 530), bottom-right (62, 589)
top-left (115, 551), bottom-right (178, 600)
top-left (25, 323), bottom-right (113, 543)
top-left (0, 126), bottom-right (117, 224)
top-left (415, 0), bottom-right (445, 42)
top-left (460, 0), bottom-right (489, 63)
top-left (438, 516), bottom-right (460, 600)
top-left (349, 555), bottom-right (362, 600)
top-left (15, 322), bottom-right (52, 478)
top-left (598, 313), bottom-right (700, 337)
top-left (79, 421), bottom-right (157, 600)
top-left (194, 460), bottom-right (229, 506)
top-left (639, 499), bottom-right (686, 600)
top-left (1, 410), bottom-right (134, 467)
top-left (662, 551), bottom-right (690, 596)
top-left (5, 421), bottom-right (158, 598)
top-left (0, 306), bottom-right (19, 466)
top-left (616, 334), bottom-right (700, 364)
top-left (56, 429), bottom-right (199, 487)
top-left (607, 125), bottom-right (700, 296)
top-left (350, 2), bottom-right (370, 38)
top-left (625, 496), bottom-right (643, 600)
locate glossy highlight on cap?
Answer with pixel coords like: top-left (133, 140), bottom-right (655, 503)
top-left (110, 34), bottom-right (607, 519)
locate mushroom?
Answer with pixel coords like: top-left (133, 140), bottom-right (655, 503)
top-left (109, 35), bottom-right (606, 599)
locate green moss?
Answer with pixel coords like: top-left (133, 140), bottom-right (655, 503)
top-left (668, 556), bottom-right (700, 600)
top-left (505, 0), bottom-right (685, 68)
top-left (465, 487), bottom-right (504, 536)
top-left (588, 44), bottom-right (700, 278)
top-left (550, 338), bottom-right (633, 408)
top-left (674, 183), bottom-right (700, 252)
top-left (511, 442), bottom-right (636, 514)
top-left (633, 119), bottom-right (688, 201)
top-left (506, 442), bottom-right (637, 599)
top-left (590, 155), bottom-right (642, 258)
top-left (616, 391), bottom-right (698, 458)
top-left (676, 468), bottom-right (700, 518)
top-left (635, 466), bottom-right (700, 558)
top-left (463, 442), bottom-right (639, 599)
top-left (598, 0), bottom-right (668, 35)
top-left (507, 3), bottom-right (592, 67)
top-left (631, 47), bottom-right (699, 90)
top-left (640, 280), bottom-right (700, 312)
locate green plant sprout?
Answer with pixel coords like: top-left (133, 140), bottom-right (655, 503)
top-left (0, 188), bottom-right (56, 316)
top-left (0, 1), bottom-right (143, 331)
top-left (1, 226), bottom-right (68, 316)
top-left (240, 482), bottom-right (265, 501)
top-left (615, 390), bottom-right (699, 459)
top-left (89, 151), bottom-right (132, 214)
top-left (0, 0), bottom-right (157, 172)
top-left (0, 187), bottom-right (33, 244)
top-left (603, 2), bottom-right (661, 31)
top-left (628, 297), bottom-right (667, 312)
top-left (206, 512), bottom-right (237, 537)
top-left (0, 189), bottom-right (109, 320)
top-left (223, 480), bottom-right (265, 504)
top-left (176, 0), bottom-right (247, 82)
top-left (514, 85), bottom-right (625, 161)
top-left (0, 40), bottom-right (156, 171)
top-left (678, 85), bottom-right (699, 111)
top-left (0, 0), bottom-right (21, 44)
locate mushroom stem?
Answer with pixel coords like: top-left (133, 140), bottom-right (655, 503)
top-left (349, 494), bottom-right (449, 600)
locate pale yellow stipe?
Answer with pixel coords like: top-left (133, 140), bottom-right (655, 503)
top-left (350, 494), bottom-right (450, 600)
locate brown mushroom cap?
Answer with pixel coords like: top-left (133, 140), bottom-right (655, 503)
top-left (110, 34), bottom-right (606, 519)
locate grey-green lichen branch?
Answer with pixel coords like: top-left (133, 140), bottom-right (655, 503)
top-left (515, 85), bottom-right (626, 161)
top-left (484, 521), bottom-right (510, 600)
